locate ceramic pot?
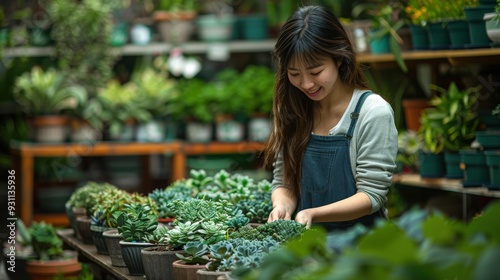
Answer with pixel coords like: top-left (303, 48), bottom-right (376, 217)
top-left (141, 246), bottom-right (184, 280)
top-left (172, 259), bottom-right (206, 280)
top-left (103, 229), bottom-right (126, 267)
top-left (75, 216), bottom-right (93, 245)
top-left (197, 268), bottom-right (230, 280)
top-left (26, 250), bottom-right (81, 280)
top-left (120, 240), bottom-right (154, 276)
top-left (90, 225), bottom-right (112, 255)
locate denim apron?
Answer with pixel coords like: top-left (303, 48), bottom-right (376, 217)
top-left (298, 91), bottom-right (384, 231)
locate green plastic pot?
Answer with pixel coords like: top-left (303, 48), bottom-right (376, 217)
top-left (459, 150), bottom-right (490, 187)
top-left (475, 130), bottom-right (500, 149)
top-left (485, 151), bottom-right (500, 189)
top-left (418, 151), bottom-right (445, 178)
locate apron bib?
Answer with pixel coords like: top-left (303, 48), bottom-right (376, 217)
top-left (298, 91), bottom-right (384, 231)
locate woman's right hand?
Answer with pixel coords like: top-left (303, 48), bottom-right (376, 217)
top-left (267, 205), bottom-right (292, 222)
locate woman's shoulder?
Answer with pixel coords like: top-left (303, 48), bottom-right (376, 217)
top-left (353, 89), bottom-right (392, 110)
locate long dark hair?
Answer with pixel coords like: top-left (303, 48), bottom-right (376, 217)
top-left (264, 5), bottom-right (368, 198)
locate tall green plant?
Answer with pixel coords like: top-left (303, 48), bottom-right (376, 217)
top-left (419, 82), bottom-right (480, 153)
top-left (47, 0), bottom-right (119, 98)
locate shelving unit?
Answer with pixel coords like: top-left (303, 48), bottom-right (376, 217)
top-left (393, 174), bottom-right (500, 221)
top-left (11, 140), bottom-right (265, 226)
top-left (5, 41), bottom-right (500, 64)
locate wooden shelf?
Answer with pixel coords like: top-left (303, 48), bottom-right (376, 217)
top-left (5, 42), bottom-right (500, 66)
top-left (3, 40), bottom-right (277, 57)
top-left (393, 173), bottom-right (500, 198)
top-left (58, 229), bottom-right (143, 280)
top-left (11, 140), bottom-right (266, 226)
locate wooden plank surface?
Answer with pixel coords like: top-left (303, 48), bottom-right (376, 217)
top-left (58, 229), bottom-right (144, 280)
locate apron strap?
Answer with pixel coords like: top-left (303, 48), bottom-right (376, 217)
top-left (346, 91), bottom-right (372, 139)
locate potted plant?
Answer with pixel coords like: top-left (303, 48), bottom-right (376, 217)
top-left (152, 0), bottom-right (198, 44)
top-left (172, 78), bottom-right (218, 142)
top-left (237, 65), bottom-right (275, 142)
top-left (131, 66), bottom-right (178, 142)
top-left (484, 0), bottom-right (500, 44)
top-left (26, 221), bottom-right (82, 279)
top-left (352, 1), bottom-right (408, 72)
top-left (173, 240), bottom-right (212, 280)
top-left (66, 181), bottom-right (117, 241)
top-left (3, 218), bottom-right (35, 280)
top-left (114, 200), bottom-right (158, 276)
top-left (418, 82), bottom-right (481, 179)
top-left (13, 66), bottom-right (87, 142)
top-left (97, 79), bottom-right (151, 141)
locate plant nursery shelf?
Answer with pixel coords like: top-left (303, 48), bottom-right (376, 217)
top-left (5, 43), bottom-right (500, 64)
top-left (11, 140), bottom-right (265, 226)
top-left (393, 173), bottom-right (500, 221)
top-left (57, 228), bottom-right (144, 280)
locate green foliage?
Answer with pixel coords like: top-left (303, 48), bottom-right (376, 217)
top-left (419, 82), bottom-right (480, 153)
top-left (97, 79), bottom-right (151, 136)
top-left (131, 67), bottom-right (178, 118)
top-left (405, 0), bottom-right (477, 25)
top-left (353, 1), bottom-right (407, 73)
top-left (212, 237), bottom-right (281, 274)
top-left (29, 221), bottom-right (63, 260)
top-left (229, 220), bottom-right (307, 243)
top-left (91, 188), bottom-right (137, 228)
top-left (175, 240), bottom-right (211, 265)
top-left (67, 181), bottom-right (117, 215)
top-left (241, 202), bottom-right (500, 280)
top-left (154, 0), bottom-right (197, 12)
top-left (13, 66), bottom-right (87, 115)
top-left (172, 78), bottom-right (217, 123)
top-left (113, 201), bottom-right (159, 242)
top-left (47, 0), bottom-right (118, 98)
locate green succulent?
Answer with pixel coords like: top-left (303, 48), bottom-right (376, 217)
top-left (175, 241), bottom-right (211, 265)
top-left (67, 181), bottom-right (117, 215)
top-left (113, 202), bottom-right (159, 242)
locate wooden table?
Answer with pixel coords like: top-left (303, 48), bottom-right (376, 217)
top-left (58, 228), bottom-right (143, 280)
top-left (11, 140), bottom-right (265, 226)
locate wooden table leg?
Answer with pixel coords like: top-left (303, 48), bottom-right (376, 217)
top-left (171, 151), bottom-right (186, 181)
top-left (20, 154), bottom-right (34, 226)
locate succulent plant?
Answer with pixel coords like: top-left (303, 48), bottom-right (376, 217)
top-left (175, 241), bottom-right (211, 265)
top-left (113, 202), bottom-right (159, 242)
top-left (67, 181), bottom-right (117, 215)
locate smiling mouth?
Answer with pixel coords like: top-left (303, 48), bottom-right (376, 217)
top-left (307, 88), bottom-right (320, 95)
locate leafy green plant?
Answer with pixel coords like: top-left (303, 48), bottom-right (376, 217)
top-left (47, 0), bottom-right (119, 98)
top-left (29, 221), bottom-right (63, 260)
top-left (242, 202), bottom-right (500, 280)
top-left (154, 0), bottom-right (197, 12)
top-left (131, 67), bottom-right (178, 118)
top-left (67, 181), bottom-right (117, 216)
top-left (13, 66), bottom-right (87, 115)
top-left (353, 1), bottom-right (407, 72)
top-left (91, 188), bottom-right (135, 228)
top-left (419, 82), bottom-right (481, 153)
top-left (405, 0), bottom-right (477, 26)
top-left (172, 78), bottom-right (218, 123)
top-left (97, 79), bottom-right (151, 137)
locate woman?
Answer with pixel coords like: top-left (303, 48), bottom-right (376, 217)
top-left (264, 5), bottom-right (398, 231)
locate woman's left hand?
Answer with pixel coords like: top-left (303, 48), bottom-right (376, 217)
top-left (295, 209), bottom-right (313, 228)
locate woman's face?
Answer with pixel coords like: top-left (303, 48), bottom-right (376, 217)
top-left (287, 56), bottom-right (340, 101)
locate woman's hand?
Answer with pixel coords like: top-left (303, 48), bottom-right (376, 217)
top-left (295, 209), bottom-right (313, 228)
top-left (267, 205), bottom-right (292, 222)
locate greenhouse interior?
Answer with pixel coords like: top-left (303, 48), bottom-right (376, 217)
top-left (0, 0), bottom-right (499, 279)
